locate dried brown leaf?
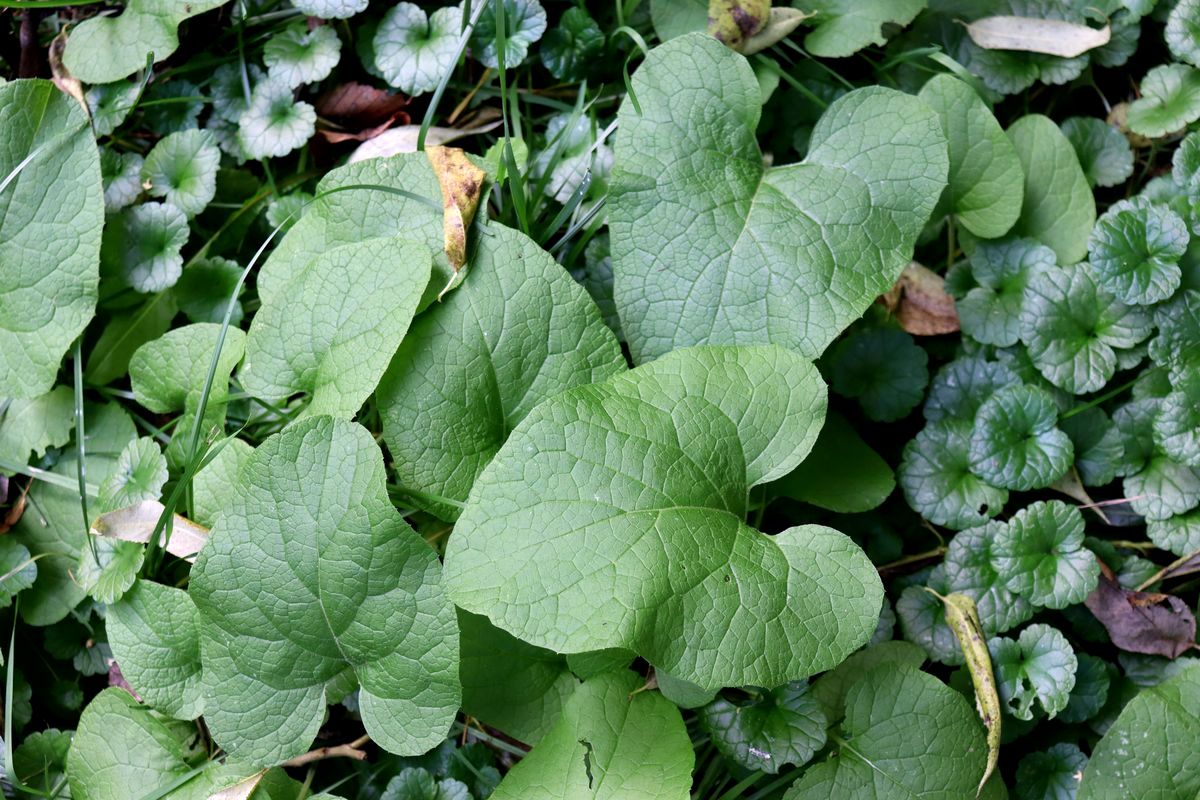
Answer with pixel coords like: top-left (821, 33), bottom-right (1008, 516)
top-left (1085, 562), bottom-right (1197, 659)
top-left (881, 261), bottom-right (959, 335)
top-left (89, 500), bottom-right (208, 562)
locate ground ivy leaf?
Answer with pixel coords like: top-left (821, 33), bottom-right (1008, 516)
top-left (490, 671), bottom-right (692, 800)
top-left (98, 436), bottom-right (168, 511)
top-left (800, 0), bottom-right (926, 58)
top-left (0, 538), bottom-right (37, 608)
top-left (919, 73), bottom-right (1023, 238)
top-left (1, 80), bottom-right (103, 398)
top-left (827, 327), bottom-right (929, 422)
top-left (108, 579), bottom-right (204, 720)
top-left (192, 437), bottom-right (252, 527)
top-left (767, 411), bottom-right (895, 514)
top-left (1016, 742), bottom-right (1088, 800)
top-left (12, 729), bottom-right (71, 796)
top-left (957, 237), bottom-right (1054, 347)
top-left (0, 386), bottom-right (74, 466)
top-left (1020, 265), bottom-right (1152, 394)
top-left (75, 538), bottom-right (144, 606)
top-left (374, 3), bottom-right (463, 95)
top-left (1148, 509), bottom-right (1200, 557)
top-left (992, 500), bottom-right (1099, 609)
top-left (376, 225), bottom-right (623, 519)
top-left (1089, 197), bottom-right (1188, 305)
top-left (1062, 116), bottom-right (1134, 188)
top-left (539, 7), bottom-right (604, 81)
top-left (241, 237), bottom-right (430, 420)
top-left (900, 420), bottom-right (1008, 530)
top-left (62, 0), bottom-right (229, 83)
top-left (1150, 290), bottom-right (1200, 383)
top-left (446, 345), bottom-right (883, 691)
top-left (530, 113), bottom-right (613, 204)
top-left (142, 130), bottom-right (221, 218)
top-left (701, 682), bottom-right (826, 774)
top-left (264, 22), bottom-right (341, 88)
top-left (190, 416), bottom-right (459, 764)
top-left (471, 0), bottom-right (548, 68)
top-left (1006, 114), bottom-right (1096, 264)
top-left (174, 256), bottom-right (245, 326)
top-left (923, 356), bottom-right (1021, 425)
top-left (1154, 370), bottom-right (1200, 466)
top-left (101, 201), bottom-right (190, 293)
top-left (1060, 653), bottom-right (1113, 724)
top-left (13, 403), bottom-right (135, 626)
top-left (237, 79), bottom-right (316, 159)
top-left (1079, 665), bottom-right (1200, 799)
top-left (1128, 64), bottom-right (1200, 138)
top-left (381, 768), bottom-right (470, 800)
top-left (1168, 0), bottom-right (1200, 66)
top-left (458, 609), bottom-right (575, 744)
top-left (1124, 451), bottom-right (1200, 522)
top-left (969, 384), bottom-right (1074, 491)
top-left (1173, 130), bottom-right (1200, 191)
top-left (87, 80), bottom-right (140, 137)
top-left (784, 664), bottom-right (989, 799)
top-left (810, 641), bottom-right (926, 723)
top-left (608, 33), bottom-right (947, 363)
top-left (989, 623), bottom-right (1078, 720)
top-left (293, 0), bottom-right (367, 18)
top-left (944, 524), bottom-right (1034, 634)
top-left (1061, 407), bottom-right (1123, 487)
top-left (129, 323), bottom-right (246, 468)
top-left (100, 148), bottom-right (144, 212)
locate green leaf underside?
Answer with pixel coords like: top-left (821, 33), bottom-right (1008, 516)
top-left (446, 345), bottom-right (883, 691)
top-left (608, 34), bottom-right (947, 364)
top-left (489, 671), bottom-right (692, 800)
top-left (189, 416), bottom-right (459, 764)
top-left (1, 80), bottom-right (103, 398)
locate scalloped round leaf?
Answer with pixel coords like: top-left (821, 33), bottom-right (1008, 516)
top-left (142, 130), bottom-right (220, 218)
top-left (701, 681), bottom-right (826, 775)
top-left (992, 500), bottom-right (1099, 609)
top-left (609, 34), bottom-right (948, 363)
top-left (900, 420), bottom-right (1008, 530)
top-left (1128, 64), bottom-right (1200, 138)
top-left (237, 80), bottom-right (316, 159)
top-left (471, 0), bottom-right (547, 69)
top-left (955, 1), bottom-right (1093, 96)
top-left (100, 148), bottom-right (144, 213)
top-left (988, 623), bottom-right (1078, 721)
top-left (919, 73), bottom-right (1023, 238)
top-left (1006, 114), bottom-right (1095, 264)
top-left (1114, 397), bottom-right (1161, 476)
top-left (446, 345), bottom-right (884, 691)
top-left (97, 436), bottom-right (167, 512)
top-left (969, 384), bottom-right (1073, 491)
top-left (374, 4), bottom-right (462, 95)
top-left (490, 671), bottom-right (692, 799)
top-left (62, 0), bottom-right (228, 83)
top-left (1016, 743), bottom-right (1089, 800)
top-left (944, 524), bottom-right (1034, 634)
top-left (801, 0), bottom-right (925, 58)
top-left (827, 327), bottom-right (929, 422)
top-left (896, 569), bottom-right (963, 665)
top-left (264, 22), bottom-right (341, 88)
top-left (1060, 653), bottom-right (1113, 724)
top-left (13, 729), bottom-right (71, 796)
top-left (958, 237), bottom-right (1054, 347)
top-left (1150, 290), bottom-right (1200, 382)
top-left (784, 665), bottom-right (990, 800)
top-left (129, 323), bottom-right (246, 468)
top-left (75, 538), bottom-right (143, 605)
top-left (1079, 665), bottom-right (1200, 799)
top-left (1155, 371), bottom-right (1200, 466)
top-left (190, 416), bottom-right (460, 764)
top-left (101, 201), bottom-right (189, 293)
top-left (87, 80), bottom-right (140, 137)
top-left (1148, 509), bottom-right (1200, 557)
top-left (923, 356), bottom-right (1021, 424)
top-left (1124, 453), bottom-right (1200, 522)
top-left (293, 0), bottom-right (367, 18)
top-left (539, 7), bottom-right (604, 81)
top-left (174, 256), bottom-right (244, 326)
top-left (1062, 116), bottom-right (1135, 188)
top-left (241, 237), bottom-right (431, 421)
top-left (1, 80), bottom-right (103, 398)
top-left (1168, 0), bottom-right (1200, 67)
top-left (1089, 196), bottom-right (1188, 305)
top-left (108, 579), bottom-right (203, 720)
top-left (0, 538), bottom-right (37, 608)
top-left (1020, 265), bottom-right (1152, 394)
top-left (1173, 130), bottom-right (1200, 191)
top-left (1060, 406), bottom-right (1123, 487)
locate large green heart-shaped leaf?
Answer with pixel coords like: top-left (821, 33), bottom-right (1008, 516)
top-left (0, 386), bottom-right (74, 467)
top-left (241, 237), bottom-right (431, 420)
top-left (445, 345), bottom-right (883, 691)
top-left (608, 34), bottom-right (947, 363)
top-left (1, 80), bottom-right (103, 398)
top-left (189, 416), bottom-right (459, 764)
top-left (489, 671), bottom-right (692, 800)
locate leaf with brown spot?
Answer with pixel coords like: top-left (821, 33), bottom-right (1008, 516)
top-left (881, 262), bottom-right (959, 336)
top-left (427, 146), bottom-right (487, 287)
top-left (1085, 562), bottom-right (1197, 658)
top-left (707, 0), bottom-right (769, 51)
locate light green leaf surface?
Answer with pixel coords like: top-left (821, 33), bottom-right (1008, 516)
top-left (919, 73), bottom-right (1023, 238)
top-left (900, 420), bottom-right (1008, 530)
top-left (101, 201), bottom-right (190, 293)
top-left (809, 640), bottom-right (926, 723)
top-left (608, 34), bottom-right (947, 363)
top-left (0, 386), bottom-right (74, 467)
top-left (87, 80), bottom-right (140, 137)
top-left (293, 0), bottom-right (367, 18)
top-left (1006, 114), bottom-right (1096, 264)
top-left (1128, 64), bottom-right (1200, 138)
top-left (989, 623), bottom-right (1078, 721)
top-left (0, 80), bottom-right (103, 398)
top-left (490, 671), bottom-right (692, 800)
top-left (702, 682), bottom-right (826, 774)
top-left (1168, 0), bottom-right (1200, 66)
top-left (992, 501), bottom-right (1099, 609)
top-left (446, 345), bottom-right (883, 691)
top-left (142, 130), bottom-right (221, 217)
top-left (471, 0), bottom-right (548, 69)
top-left (173, 256), bottom-right (244, 326)
top-left (799, 0), bottom-right (926, 58)
top-left (1148, 509), bottom-right (1200, 557)
top-left (264, 22), bottom-right (342, 88)
top-left (241, 237), bottom-right (431, 420)
top-left (0, 538), bottom-right (37, 608)
top-left (943, 524), bottom-right (1033, 634)
top-left (62, 0), bottom-right (230, 83)
top-left (237, 79), bottom-right (316, 159)
top-left (1089, 197), bottom-right (1188, 305)
top-left (192, 437), bottom-right (252, 527)
top-left (958, 238), bottom-right (1054, 347)
top-left (190, 416), bottom-right (460, 764)
top-left (969, 384), bottom-right (1073, 491)
top-left (100, 148), bottom-right (144, 212)
top-left (1062, 116), bottom-right (1134, 188)
top-left (374, 4), bottom-right (462, 95)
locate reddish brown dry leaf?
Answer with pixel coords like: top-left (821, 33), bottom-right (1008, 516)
top-left (0, 479), bottom-right (29, 534)
top-left (316, 82), bottom-right (410, 144)
top-left (107, 660), bottom-right (141, 701)
top-left (881, 261), bottom-right (959, 335)
top-left (1085, 562), bottom-right (1197, 659)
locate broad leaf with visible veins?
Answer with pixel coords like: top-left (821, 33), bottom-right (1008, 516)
top-left (609, 34), bottom-right (947, 363)
top-left (446, 345), bottom-right (883, 691)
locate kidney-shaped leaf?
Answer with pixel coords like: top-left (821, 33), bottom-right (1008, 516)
top-left (446, 345), bottom-right (883, 691)
top-left (1, 80), bottom-right (103, 398)
top-left (189, 416), bottom-right (459, 764)
top-left (608, 33), bottom-right (947, 364)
